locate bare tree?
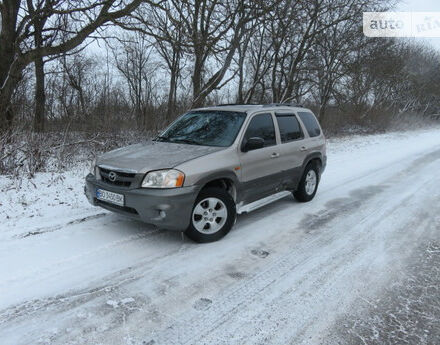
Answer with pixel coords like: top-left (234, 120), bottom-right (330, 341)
top-left (0, 0), bottom-right (162, 132)
top-left (25, 0), bottom-right (48, 131)
top-left (60, 53), bottom-right (96, 119)
top-left (310, 18), bottom-right (360, 121)
top-left (126, 0), bottom-right (273, 108)
top-left (127, 2), bottom-right (187, 122)
top-left (114, 32), bottom-right (159, 129)
top-left (2, 0), bottom-right (439, 140)
top-left (185, 0), bottom-right (258, 108)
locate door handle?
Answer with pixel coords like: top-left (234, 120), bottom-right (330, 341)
top-left (270, 152), bottom-right (280, 158)
top-left (300, 146), bottom-right (307, 151)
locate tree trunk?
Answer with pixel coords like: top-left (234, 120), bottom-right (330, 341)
top-left (0, 0), bottom-right (20, 132)
top-left (167, 49), bottom-right (180, 123)
top-left (318, 103), bottom-right (327, 123)
top-left (237, 44), bottom-right (245, 104)
top-left (192, 53), bottom-right (204, 108)
top-left (0, 59), bottom-right (24, 132)
top-left (33, 57), bottom-right (45, 132)
top-left (29, 0), bottom-right (47, 132)
top-left (167, 69), bottom-right (177, 123)
top-left (0, 97), bottom-right (14, 132)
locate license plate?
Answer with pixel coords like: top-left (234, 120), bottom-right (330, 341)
top-left (96, 188), bottom-right (124, 206)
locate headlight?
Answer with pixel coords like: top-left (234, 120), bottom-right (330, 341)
top-left (142, 169), bottom-right (185, 188)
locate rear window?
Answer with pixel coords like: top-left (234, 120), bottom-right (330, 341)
top-left (275, 114), bottom-right (303, 143)
top-left (298, 112), bottom-right (321, 137)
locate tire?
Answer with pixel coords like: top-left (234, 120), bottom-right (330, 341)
top-left (185, 187), bottom-right (236, 243)
top-left (293, 162), bottom-right (320, 202)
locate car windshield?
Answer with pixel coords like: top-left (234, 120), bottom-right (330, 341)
top-left (155, 111), bottom-right (247, 147)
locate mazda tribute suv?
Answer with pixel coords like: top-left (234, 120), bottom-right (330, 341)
top-left (85, 104), bottom-right (327, 242)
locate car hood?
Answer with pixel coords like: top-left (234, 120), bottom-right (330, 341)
top-left (97, 140), bottom-right (225, 173)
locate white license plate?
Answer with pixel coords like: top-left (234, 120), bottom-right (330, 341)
top-left (96, 188), bottom-right (124, 206)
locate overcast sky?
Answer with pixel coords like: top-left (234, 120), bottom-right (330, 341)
top-left (398, 0), bottom-right (440, 51)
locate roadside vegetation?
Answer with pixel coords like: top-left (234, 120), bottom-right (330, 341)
top-left (1, 0), bottom-right (440, 177)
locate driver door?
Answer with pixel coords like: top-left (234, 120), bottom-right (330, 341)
top-left (238, 112), bottom-right (282, 203)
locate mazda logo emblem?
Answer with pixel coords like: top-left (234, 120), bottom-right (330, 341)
top-left (108, 171), bottom-right (117, 182)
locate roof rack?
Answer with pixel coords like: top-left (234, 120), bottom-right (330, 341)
top-left (262, 103), bottom-right (303, 108)
top-left (215, 103), bottom-right (303, 108)
top-left (215, 103), bottom-right (257, 106)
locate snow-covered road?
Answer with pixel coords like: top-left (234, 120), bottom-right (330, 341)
top-left (1, 128), bottom-right (440, 345)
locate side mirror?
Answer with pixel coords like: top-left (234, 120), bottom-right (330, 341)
top-left (242, 137), bottom-right (265, 152)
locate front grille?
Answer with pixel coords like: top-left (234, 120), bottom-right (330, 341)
top-left (96, 199), bottom-right (138, 215)
top-left (99, 167), bottom-right (136, 187)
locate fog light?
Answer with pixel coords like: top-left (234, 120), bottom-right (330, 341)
top-left (159, 210), bottom-right (166, 218)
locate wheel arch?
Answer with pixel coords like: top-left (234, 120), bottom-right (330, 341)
top-left (301, 152), bottom-right (323, 176)
top-left (195, 171), bottom-right (240, 203)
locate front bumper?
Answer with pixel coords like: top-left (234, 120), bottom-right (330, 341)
top-left (85, 174), bottom-right (199, 231)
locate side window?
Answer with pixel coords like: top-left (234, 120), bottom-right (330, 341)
top-left (298, 111), bottom-right (321, 137)
top-left (275, 114), bottom-right (303, 143)
top-left (244, 113), bottom-right (276, 147)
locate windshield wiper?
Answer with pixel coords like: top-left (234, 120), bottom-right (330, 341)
top-left (154, 135), bottom-right (169, 142)
top-left (171, 138), bottom-right (203, 146)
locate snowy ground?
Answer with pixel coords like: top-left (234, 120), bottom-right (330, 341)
top-left (1, 128), bottom-right (439, 345)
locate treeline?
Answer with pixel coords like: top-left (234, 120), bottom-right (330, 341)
top-left (1, 0), bottom-right (440, 136)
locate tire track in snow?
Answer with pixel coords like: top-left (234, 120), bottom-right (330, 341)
top-left (0, 271), bottom-right (142, 326)
top-left (203, 192), bottom-right (439, 345)
top-left (0, 234), bottom-right (190, 323)
top-left (3, 145), bottom-right (440, 344)
top-left (4, 148), bottom-right (438, 328)
top-left (15, 212), bottom-right (108, 239)
top-left (0, 227), bottom-right (166, 290)
top-left (144, 157), bottom-right (440, 345)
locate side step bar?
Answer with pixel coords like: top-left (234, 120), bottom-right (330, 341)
top-left (236, 191), bottom-right (292, 214)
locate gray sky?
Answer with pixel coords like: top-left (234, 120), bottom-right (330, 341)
top-left (398, 0), bottom-right (440, 51)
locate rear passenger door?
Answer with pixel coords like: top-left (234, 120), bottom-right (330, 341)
top-left (275, 112), bottom-right (308, 189)
top-left (238, 113), bottom-right (282, 202)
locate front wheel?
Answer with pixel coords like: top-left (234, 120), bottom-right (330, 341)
top-left (185, 187), bottom-right (236, 243)
top-left (293, 163), bottom-right (320, 202)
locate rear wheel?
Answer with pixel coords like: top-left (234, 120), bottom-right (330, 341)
top-left (293, 163), bottom-right (320, 202)
top-left (185, 187), bottom-right (236, 243)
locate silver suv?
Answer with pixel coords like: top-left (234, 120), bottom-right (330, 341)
top-left (85, 104), bottom-right (326, 242)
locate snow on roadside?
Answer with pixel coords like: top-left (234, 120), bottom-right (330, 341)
top-left (1, 127), bottom-right (439, 235)
top-left (0, 126), bottom-right (439, 345)
top-left (0, 163), bottom-right (100, 235)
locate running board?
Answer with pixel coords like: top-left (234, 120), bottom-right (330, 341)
top-left (236, 191), bottom-right (292, 214)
